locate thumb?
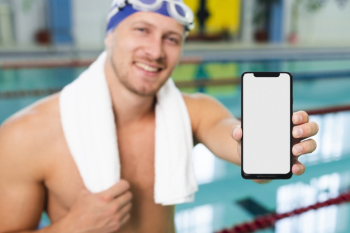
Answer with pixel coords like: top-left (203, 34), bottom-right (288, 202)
top-left (231, 125), bottom-right (242, 142)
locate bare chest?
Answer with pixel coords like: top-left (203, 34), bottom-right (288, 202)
top-left (45, 123), bottom-right (156, 222)
top-left (118, 123), bottom-right (156, 193)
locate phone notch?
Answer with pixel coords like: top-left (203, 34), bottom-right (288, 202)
top-left (253, 72), bottom-right (280, 78)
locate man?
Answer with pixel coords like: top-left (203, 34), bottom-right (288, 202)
top-left (0, 0), bottom-right (318, 232)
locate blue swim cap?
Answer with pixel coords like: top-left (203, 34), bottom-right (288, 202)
top-left (106, 0), bottom-right (194, 34)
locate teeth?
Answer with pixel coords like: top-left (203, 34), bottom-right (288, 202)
top-left (135, 62), bottom-right (159, 72)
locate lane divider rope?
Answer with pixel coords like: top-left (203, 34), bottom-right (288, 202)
top-left (216, 191), bottom-right (350, 233)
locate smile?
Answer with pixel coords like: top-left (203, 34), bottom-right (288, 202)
top-left (135, 62), bottom-right (162, 73)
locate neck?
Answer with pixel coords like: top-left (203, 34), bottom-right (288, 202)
top-left (104, 59), bottom-right (156, 126)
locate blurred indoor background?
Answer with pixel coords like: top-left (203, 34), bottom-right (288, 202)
top-left (1, 0), bottom-right (350, 232)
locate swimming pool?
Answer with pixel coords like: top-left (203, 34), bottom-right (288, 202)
top-left (1, 59), bottom-right (350, 232)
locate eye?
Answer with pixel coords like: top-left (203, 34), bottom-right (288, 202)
top-left (167, 37), bottom-right (180, 45)
top-left (136, 28), bottom-right (147, 33)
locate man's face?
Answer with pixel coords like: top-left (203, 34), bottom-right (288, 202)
top-left (105, 11), bottom-right (184, 96)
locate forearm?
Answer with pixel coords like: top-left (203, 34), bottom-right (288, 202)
top-left (199, 118), bottom-right (241, 166)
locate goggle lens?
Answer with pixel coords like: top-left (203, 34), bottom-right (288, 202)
top-left (174, 4), bottom-right (186, 17)
top-left (139, 0), bottom-right (157, 4)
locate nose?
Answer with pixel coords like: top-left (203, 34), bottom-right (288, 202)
top-left (144, 35), bottom-right (165, 61)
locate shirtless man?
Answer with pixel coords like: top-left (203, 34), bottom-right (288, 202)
top-left (0, 0), bottom-right (319, 232)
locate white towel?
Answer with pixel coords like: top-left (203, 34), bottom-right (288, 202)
top-left (59, 51), bottom-right (198, 205)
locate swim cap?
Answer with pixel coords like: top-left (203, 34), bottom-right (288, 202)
top-left (106, 0), bottom-right (194, 34)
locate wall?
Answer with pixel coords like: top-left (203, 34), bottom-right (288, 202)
top-left (11, 0), bottom-right (47, 45)
top-left (1, 0), bottom-right (111, 48)
top-left (4, 0), bottom-right (350, 48)
top-left (284, 0), bottom-right (350, 45)
top-left (72, 0), bottom-right (111, 49)
top-left (240, 0), bottom-right (255, 43)
top-left (49, 0), bottom-right (72, 44)
top-left (0, 2), bottom-right (14, 45)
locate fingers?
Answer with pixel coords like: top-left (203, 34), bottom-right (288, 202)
top-left (99, 179), bottom-right (131, 201)
top-left (293, 121), bottom-right (319, 139)
top-left (231, 125), bottom-right (242, 142)
top-left (110, 205), bottom-right (132, 232)
top-left (292, 160), bottom-right (305, 176)
top-left (253, 179), bottom-right (271, 184)
top-left (112, 190), bottom-right (133, 212)
top-left (109, 194), bottom-right (132, 231)
top-left (292, 139), bottom-right (317, 157)
top-left (119, 213), bottom-right (131, 228)
top-left (293, 111), bottom-right (309, 125)
top-left (292, 139), bottom-right (315, 176)
top-left (291, 111), bottom-right (317, 177)
top-left (118, 202), bottom-right (132, 220)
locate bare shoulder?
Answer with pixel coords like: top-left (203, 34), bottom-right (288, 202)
top-left (182, 93), bottom-right (233, 135)
top-left (0, 93), bottom-right (64, 231)
top-left (0, 93), bottom-right (62, 181)
top-left (182, 92), bottom-right (232, 119)
top-left (1, 92), bottom-right (61, 136)
top-left (182, 92), bottom-right (216, 104)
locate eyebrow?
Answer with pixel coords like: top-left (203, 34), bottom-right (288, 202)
top-left (131, 20), bottom-right (184, 38)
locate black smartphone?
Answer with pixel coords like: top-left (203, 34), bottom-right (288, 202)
top-left (241, 72), bottom-right (293, 179)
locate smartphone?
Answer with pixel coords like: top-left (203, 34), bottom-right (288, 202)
top-left (241, 72), bottom-right (293, 179)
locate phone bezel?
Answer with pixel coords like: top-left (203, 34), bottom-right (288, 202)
top-left (241, 72), bottom-right (293, 179)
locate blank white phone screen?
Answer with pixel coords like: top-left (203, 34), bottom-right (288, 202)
top-left (243, 73), bottom-right (291, 174)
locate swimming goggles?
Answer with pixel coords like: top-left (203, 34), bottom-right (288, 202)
top-left (107, 0), bottom-right (195, 31)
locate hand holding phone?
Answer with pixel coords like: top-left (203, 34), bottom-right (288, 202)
top-left (241, 72), bottom-right (293, 179)
top-left (238, 73), bottom-right (319, 179)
